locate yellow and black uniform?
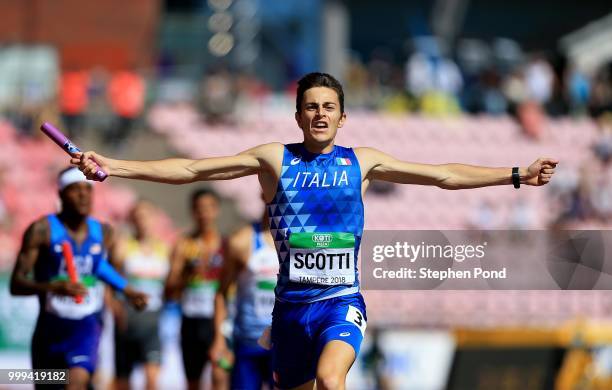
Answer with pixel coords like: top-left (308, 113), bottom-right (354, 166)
top-left (114, 238), bottom-right (169, 378)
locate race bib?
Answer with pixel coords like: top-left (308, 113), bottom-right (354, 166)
top-left (46, 276), bottom-right (104, 320)
top-left (288, 232), bottom-right (355, 286)
top-left (254, 279), bottom-right (276, 319)
top-left (181, 280), bottom-right (218, 318)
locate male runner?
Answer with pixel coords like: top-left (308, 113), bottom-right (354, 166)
top-left (73, 72), bottom-right (558, 389)
top-left (164, 189), bottom-right (228, 390)
top-left (110, 200), bottom-right (170, 390)
top-left (10, 167), bottom-right (147, 390)
top-left (211, 200), bottom-right (277, 389)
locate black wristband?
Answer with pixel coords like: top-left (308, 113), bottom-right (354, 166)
top-left (512, 167), bottom-right (520, 189)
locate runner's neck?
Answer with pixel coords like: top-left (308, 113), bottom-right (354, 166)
top-left (302, 140), bottom-right (335, 155)
top-left (135, 230), bottom-right (155, 243)
top-left (198, 227), bottom-right (219, 243)
top-left (58, 212), bottom-right (88, 233)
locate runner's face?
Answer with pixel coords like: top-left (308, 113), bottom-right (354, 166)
top-left (295, 87), bottom-right (346, 145)
top-left (60, 182), bottom-right (92, 216)
top-left (192, 195), bottom-right (219, 229)
top-left (130, 202), bottom-right (154, 236)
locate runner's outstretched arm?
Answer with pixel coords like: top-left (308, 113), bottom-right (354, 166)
top-left (71, 143), bottom-right (283, 184)
top-left (355, 147), bottom-right (558, 189)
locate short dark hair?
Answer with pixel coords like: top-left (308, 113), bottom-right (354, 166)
top-left (296, 72), bottom-right (344, 113)
top-left (190, 188), bottom-right (220, 209)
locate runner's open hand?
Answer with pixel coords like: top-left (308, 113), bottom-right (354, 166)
top-left (124, 286), bottom-right (148, 311)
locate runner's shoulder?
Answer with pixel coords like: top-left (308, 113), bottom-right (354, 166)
top-left (179, 231), bottom-right (200, 245)
top-left (353, 146), bottom-right (383, 156)
top-left (31, 215), bottom-right (51, 230)
top-left (23, 217), bottom-right (50, 246)
top-left (227, 225), bottom-right (254, 254)
top-left (242, 142), bottom-right (284, 157)
top-left (241, 142), bottom-right (285, 173)
top-left (101, 222), bottom-right (114, 239)
top-left (172, 234), bottom-right (194, 255)
top-left (353, 147), bottom-right (388, 171)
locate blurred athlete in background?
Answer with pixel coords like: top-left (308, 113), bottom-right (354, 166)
top-left (165, 189), bottom-right (228, 390)
top-left (211, 197), bottom-right (277, 389)
top-left (10, 167), bottom-right (147, 390)
top-left (109, 200), bottom-right (170, 390)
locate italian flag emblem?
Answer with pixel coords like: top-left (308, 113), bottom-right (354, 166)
top-left (336, 157), bottom-right (351, 165)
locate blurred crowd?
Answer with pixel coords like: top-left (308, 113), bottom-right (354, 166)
top-left (180, 37), bottom-right (612, 141)
top-left (4, 36), bottom-right (612, 144)
top-left (58, 66), bottom-right (147, 144)
top-left (344, 37), bottom-right (609, 117)
top-left (549, 120), bottom-right (612, 228)
top-left (2, 58), bottom-right (147, 146)
top-left (341, 37), bottom-right (612, 141)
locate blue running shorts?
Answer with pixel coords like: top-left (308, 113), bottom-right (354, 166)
top-left (270, 293), bottom-right (367, 389)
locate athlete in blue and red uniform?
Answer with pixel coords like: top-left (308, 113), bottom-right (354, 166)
top-left (10, 167), bottom-right (147, 390)
top-left (74, 73), bottom-right (558, 389)
top-left (165, 188), bottom-right (229, 390)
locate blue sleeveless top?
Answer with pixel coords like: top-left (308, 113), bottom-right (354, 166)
top-left (233, 223), bottom-right (278, 344)
top-left (35, 215), bottom-right (106, 320)
top-left (267, 143), bottom-right (364, 303)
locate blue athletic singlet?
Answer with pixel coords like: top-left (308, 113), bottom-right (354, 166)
top-left (31, 214), bottom-right (107, 373)
top-left (37, 215), bottom-right (106, 320)
top-left (268, 143), bottom-right (364, 303)
top-left (234, 222), bottom-right (278, 345)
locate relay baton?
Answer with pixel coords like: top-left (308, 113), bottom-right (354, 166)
top-left (40, 122), bottom-right (108, 181)
top-left (61, 241), bottom-right (83, 304)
